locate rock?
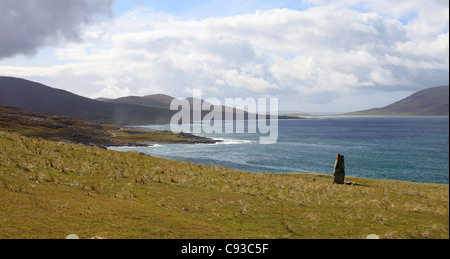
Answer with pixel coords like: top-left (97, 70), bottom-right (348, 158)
top-left (177, 132), bottom-right (223, 144)
top-left (366, 234), bottom-right (380, 239)
top-left (332, 153), bottom-right (345, 184)
top-left (66, 234), bottom-right (80, 239)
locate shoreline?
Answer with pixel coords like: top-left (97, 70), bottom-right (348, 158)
top-left (102, 129), bottom-right (223, 148)
top-left (0, 106), bottom-right (223, 149)
top-left (1, 106), bottom-right (447, 185)
top-left (1, 130), bottom-right (448, 239)
top-left (282, 114), bottom-right (450, 119)
top-left (109, 143), bottom-right (449, 186)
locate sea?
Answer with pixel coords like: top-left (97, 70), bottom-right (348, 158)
top-left (110, 116), bottom-right (449, 184)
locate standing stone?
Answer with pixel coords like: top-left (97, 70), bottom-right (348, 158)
top-left (333, 153), bottom-right (345, 184)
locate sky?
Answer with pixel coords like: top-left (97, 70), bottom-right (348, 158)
top-left (0, 0), bottom-right (448, 113)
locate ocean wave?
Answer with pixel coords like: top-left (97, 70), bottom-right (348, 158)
top-left (212, 138), bottom-right (256, 145)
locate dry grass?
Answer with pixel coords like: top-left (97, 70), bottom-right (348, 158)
top-left (0, 106), bottom-right (217, 147)
top-left (0, 131), bottom-right (448, 239)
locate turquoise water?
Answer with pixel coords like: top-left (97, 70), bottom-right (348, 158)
top-left (111, 117), bottom-right (449, 184)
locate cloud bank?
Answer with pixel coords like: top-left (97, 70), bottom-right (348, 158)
top-left (0, 0), bottom-right (448, 112)
top-left (0, 0), bottom-right (113, 59)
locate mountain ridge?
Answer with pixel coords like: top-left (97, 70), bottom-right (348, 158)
top-left (346, 85), bottom-right (449, 116)
top-left (0, 77), bottom-right (176, 125)
top-left (2, 77), bottom-right (447, 126)
top-left (103, 94), bottom-right (175, 109)
top-left (0, 77), bottom-right (262, 124)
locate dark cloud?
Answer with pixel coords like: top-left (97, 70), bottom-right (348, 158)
top-left (0, 0), bottom-right (113, 59)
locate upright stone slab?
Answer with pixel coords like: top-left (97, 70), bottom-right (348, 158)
top-left (333, 153), bottom-right (345, 184)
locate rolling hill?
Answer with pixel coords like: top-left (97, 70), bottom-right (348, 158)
top-left (0, 77), bottom-right (260, 126)
top-left (102, 94), bottom-right (175, 109)
top-left (0, 77), bottom-right (176, 125)
top-left (348, 86), bottom-right (449, 116)
top-left (101, 94), bottom-right (219, 112)
top-left (103, 94), bottom-right (271, 121)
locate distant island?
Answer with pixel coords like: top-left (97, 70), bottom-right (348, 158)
top-left (284, 85), bottom-right (449, 118)
top-left (345, 86), bottom-right (449, 116)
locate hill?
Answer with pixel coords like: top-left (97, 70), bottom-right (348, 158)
top-left (102, 94), bottom-right (175, 109)
top-left (348, 86), bottom-right (449, 116)
top-left (0, 77), bottom-right (176, 125)
top-left (0, 130), bottom-right (448, 239)
top-left (0, 77), bottom-right (265, 125)
top-left (94, 97), bottom-right (111, 102)
top-left (103, 94), bottom-right (227, 112)
top-left (103, 94), bottom-right (282, 122)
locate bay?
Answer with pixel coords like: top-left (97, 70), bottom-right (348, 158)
top-left (110, 116), bottom-right (449, 184)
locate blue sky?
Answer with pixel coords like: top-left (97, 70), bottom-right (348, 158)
top-left (0, 0), bottom-right (448, 113)
top-left (112, 0), bottom-right (311, 18)
top-left (111, 0), bottom-right (422, 24)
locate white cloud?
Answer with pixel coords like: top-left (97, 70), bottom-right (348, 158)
top-left (224, 70), bottom-right (279, 92)
top-left (90, 77), bottom-right (133, 99)
top-left (361, 0), bottom-right (449, 38)
top-left (395, 33), bottom-right (449, 63)
top-left (0, 0), bottom-right (113, 59)
top-left (1, 1), bottom-right (448, 112)
top-left (370, 68), bottom-right (400, 86)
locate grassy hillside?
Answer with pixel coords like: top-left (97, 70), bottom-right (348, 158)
top-left (348, 86), bottom-right (449, 116)
top-left (0, 131), bottom-right (448, 239)
top-left (0, 105), bottom-right (219, 147)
